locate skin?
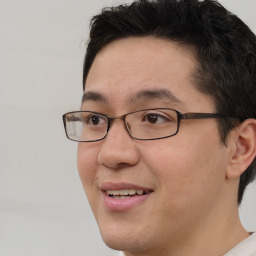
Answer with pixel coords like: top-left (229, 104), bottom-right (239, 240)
top-left (77, 37), bottom-right (251, 256)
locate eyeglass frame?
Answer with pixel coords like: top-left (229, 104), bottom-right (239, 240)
top-left (62, 108), bottom-right (237, 142)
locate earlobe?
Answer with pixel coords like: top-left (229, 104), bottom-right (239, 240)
top-left (226, 119), bottom-right (256, 179)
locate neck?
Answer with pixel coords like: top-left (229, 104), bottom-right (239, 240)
top-left (124, 202), bottom-right (248, 256)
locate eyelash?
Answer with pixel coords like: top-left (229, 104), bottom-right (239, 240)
top-left (142, 112), bottom-right (172, 123)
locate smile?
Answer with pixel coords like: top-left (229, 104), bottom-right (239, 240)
top-left (101, 183), bottom-right (154, 211)
top-left (106, 189), bottom-right (152, 199)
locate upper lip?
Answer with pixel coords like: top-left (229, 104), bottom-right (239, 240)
top-left (100, 182), bottom-right (154, 192)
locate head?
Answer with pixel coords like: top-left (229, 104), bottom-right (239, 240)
top-left (76, 0), bottom-right (256, 254)
top-left (83, 0), bottom-right (256, 204)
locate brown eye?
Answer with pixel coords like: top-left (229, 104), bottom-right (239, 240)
top-left (90, 115), bottom-right (100, 125)
top-left (146, 114), bottom-right (158, 123)
top-left (85, 114), bottom-right (106, 126)
top-left (143, 113), bottom-right (170, 124)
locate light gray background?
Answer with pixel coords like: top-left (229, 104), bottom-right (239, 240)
top-left (1, 0), bottom-right (256, 255)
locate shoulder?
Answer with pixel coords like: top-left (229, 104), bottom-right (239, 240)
top-left (114, 252), bottom-right (125, 256)
top-left (224, 233), bottom-right (256, 256)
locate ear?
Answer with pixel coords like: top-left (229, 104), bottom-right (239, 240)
top-left (226, 119), bottom-right (256, 179)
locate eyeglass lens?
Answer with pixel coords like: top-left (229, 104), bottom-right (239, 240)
top-left (64, 109), bottom-right (179, 142)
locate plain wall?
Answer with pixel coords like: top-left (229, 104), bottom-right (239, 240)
top-left (1, 0), bottom-right (256, 255)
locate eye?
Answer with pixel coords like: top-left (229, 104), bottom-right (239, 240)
top-left (142, 112), bottom-right (171, 124)
top-left (85, 114), bottom-right (107, 126)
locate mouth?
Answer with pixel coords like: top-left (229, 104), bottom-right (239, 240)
top-left (105, 189), bottom-right (152, 199)
top-left (101, 183), bottom-right (154, 211)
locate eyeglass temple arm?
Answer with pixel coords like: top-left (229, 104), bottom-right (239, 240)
top-left (179, 113), bottom-right (225, 120)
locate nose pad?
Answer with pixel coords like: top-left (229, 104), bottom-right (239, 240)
top-left (97, 120), bottom-right (140, 169)
top-left (126, 122), bottom-right (132, 135)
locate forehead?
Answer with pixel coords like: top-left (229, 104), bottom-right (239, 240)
top-left (84, 36), bottom-right (214, 112)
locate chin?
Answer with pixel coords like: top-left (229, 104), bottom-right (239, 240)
top-left (102, 234), bottom-right (139, 252)
top-left (98, 222), bottom-right (148, 252)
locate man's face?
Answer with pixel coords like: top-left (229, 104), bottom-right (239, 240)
top-left (78, 37), bottom-right (230, 253)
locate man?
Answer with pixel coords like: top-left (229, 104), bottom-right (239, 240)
top-left (63, 0), bottom-right (256, 255)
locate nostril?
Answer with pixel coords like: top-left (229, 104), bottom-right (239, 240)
top-left (101, 162), bottom-right (134, 170)
top-left (97, 139), bottom-right (140, 169)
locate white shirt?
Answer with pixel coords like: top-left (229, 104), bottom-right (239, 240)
top-left (117, 233), bottom-right (256, 256)
top-left (224, 233), bottom-right (256, 256)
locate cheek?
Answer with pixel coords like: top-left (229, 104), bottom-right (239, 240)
top-left (141, 131), bottom-right (227, 207)
top-left (77, 143), bottom-right (99, 198)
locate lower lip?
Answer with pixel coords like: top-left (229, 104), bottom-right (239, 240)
top-left (103, 192), bottom-right (151, 211)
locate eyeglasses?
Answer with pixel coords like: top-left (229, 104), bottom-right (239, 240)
top-left (62, 108), bottom-right (230, 142)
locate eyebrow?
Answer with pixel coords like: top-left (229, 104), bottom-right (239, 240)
top-left (129, 89), bottom-right (182, 104)
top-left (81, 88), bottom-right (183, 106)
top-left (82, 91), bottom-right (109, 104)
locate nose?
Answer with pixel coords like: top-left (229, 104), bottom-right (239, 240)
top-left (97, 119), bottom-right (140, 169)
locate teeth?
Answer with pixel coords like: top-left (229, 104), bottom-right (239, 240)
top-left (106, 189), bottom-right (145, 196)
top-left (137, 190), bottom-right (143, 195)
top-left (113, 190), bottom-right (121, 196)
top-left (119, 190), bottom-right (129, 196)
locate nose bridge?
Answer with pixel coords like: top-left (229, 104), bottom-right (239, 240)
top-left (107, 115), bottom-right (129, 135)
top-left (98, 115), bottom-right (139, 168)
top-left (106, 115), bottom-right (131, 141)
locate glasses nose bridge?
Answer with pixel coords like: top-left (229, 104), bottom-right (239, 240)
top-left (107, 114), bottom-right (129, 133)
